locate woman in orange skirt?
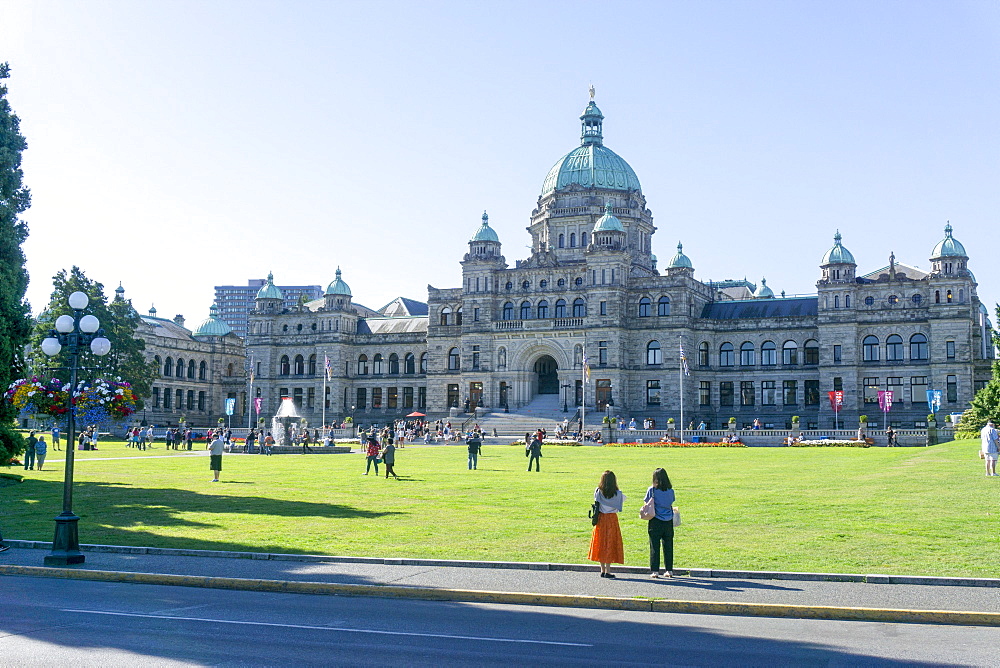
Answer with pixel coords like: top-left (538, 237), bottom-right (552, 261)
top-left (588, 470), bottom-right (625, 578)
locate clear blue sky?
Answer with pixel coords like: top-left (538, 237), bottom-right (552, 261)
top-left (4, 0), bottom-right (999, 323)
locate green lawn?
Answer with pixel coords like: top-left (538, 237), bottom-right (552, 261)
top-left (4, 438), bottom-right (997, 576)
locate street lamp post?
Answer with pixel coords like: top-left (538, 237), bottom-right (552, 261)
top-left (561, 383), bottom-right (569, 413)
top-left (40, 291), bottom-right (112, 566)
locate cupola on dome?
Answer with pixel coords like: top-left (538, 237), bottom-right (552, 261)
top-left (193, 304), bottom-right (233, 337)
top-left (821, 231), bottom-right (856, 265)
top-left (593, 202), bottom-right (624, 232)
top-left (540, 99), bottom-right (641, 197)
top-left (256, 272), bottom-right (284, 300)
top-left (931, 223), bottom-right (967, 258)
top-left (325, 267), bottom-right (352, 296)
top-left (753, 278), bottom-right (774, 299)
top-left (667, 242), bottom-right (693, 269)
top-left (470, 211), bottom-right (500, 243)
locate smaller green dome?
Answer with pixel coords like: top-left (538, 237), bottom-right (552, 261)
top-left (193, 304), bottom-right (233, 337)
top-left (325, 267), bottom-right (352, 296)
top-left (821, 230), bottom-right (856, 265)
top-left (593, 202), bottom-right (624, 232)
top-left (667, 242), bottom-right (693, 269)
top-left (753, 277), bottom-right (774, 299)
top-left (256, 272), bottom-right (284, 300)
top-left (931, 222), bottom-right (967, 258)
top-left (470, 211), bottom-right (500, 243)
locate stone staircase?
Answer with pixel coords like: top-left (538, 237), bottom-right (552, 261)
top-left (462, 394), bottom-right (603, 439)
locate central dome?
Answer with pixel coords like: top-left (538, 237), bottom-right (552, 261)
top-left (540, 100), bottom-right (642, 197)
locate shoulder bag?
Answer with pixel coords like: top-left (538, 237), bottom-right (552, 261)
top-left (589, 497), bottom-right (601, 526)
top-left (639, 494), bottom-right (656, 521)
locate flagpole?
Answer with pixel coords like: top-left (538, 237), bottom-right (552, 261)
top-left (581, 356), bottom-right (586, 435)
top-left (322, 351), bottom-right (328, 431)
top-left (679, 336), bottom-right (684, 444)
top-left (247, 355), bottom-right (254, 430)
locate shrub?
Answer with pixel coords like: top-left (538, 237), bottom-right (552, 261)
top-left (728, 417), bottom-right (736, 424)
top-left (859, 415), bottom-right (868, 423)
top-left (792, 415), bottom-right (800, 422)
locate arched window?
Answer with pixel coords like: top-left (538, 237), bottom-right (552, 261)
top-left (558, 233), bottom-right (565, 248)
top-left (845, 294), bottom-right (851, 308)
top-left (419, 353), bottom-right (427, 373)
top-left (308, 354), bottom-right (317, 375)
top-left (804, 339), bottom-right (820, 365)
top-left (782, 341), bottom-right (798, 365)
top-left (935, 290), bottom-right (940, 304)
top-left (658, 296), bottom-right (671, 316)
top-left (638, 297), bottom-right (651, 317)
top-left (537, 300), bottom-right (549, 319)
top-left (456, 307), bottom-right (463, 325)
top-left (698, 342), bottom-right (709, 366)
top-left (572, 298), bottom-right (586, 317)
top-left (520, 301), bottom-right (532, 319)
top-left (959, 289), bottom-right (964, 303)
top-left (448, 347), bottom-right (460, 371)
top-left (740, 342), bottom-right (755, 366)
top-left (502, 302), bottom-right (514, 320)
top-left (555, 299), bottom-right (567, 318)
top-left (910, 333), bottom-right (928, 360)
top-left (886, 334), bottom-right (904, 361)
top-left (187, 360), bottom-right (196, 379)
top-left (646, 340), bottom-right (662, 365)
top-left (834, 295), bottom-right (840, 308)
top-left (761, 341), bottom-right (777, 366)
top-left (440, 307), bottom-right (451, 326)
top-left (388, 353), bottom-right (399, 374)
top-left (404, 353), bottom-right (415, 374)
top-left (175, 358), bottom-right (185, 378)
top-left (227, 363), bottom-right (234, 377)
top-left (570, 232), bottom-right (577, 247)
top-left (720, 342), bottom-right (734, 367)
top-left (280, 355), bottom-right (290, 376)
top-left (293, 355), bottom-right (304, 375)
top-left (357, 355), bottom-right (368, 375)
top-left (373, 353), bottom-right (383, 374)
top-left (199, 361), bottom-right (207, 380)
top-left (581, 232), bottom-right (588, 246)
top-left (160, 356), bottom-right (168, 376)
top-left (947, 290), bottom-right (953, 303)
top-left (863, 335), bottom-right (879, 361)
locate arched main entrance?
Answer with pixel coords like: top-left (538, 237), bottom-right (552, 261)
top-left (533, 355), bottom-right (559, 394)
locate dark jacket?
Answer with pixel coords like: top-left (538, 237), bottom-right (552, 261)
top-left (528, 438), bottom-right (542, 456)
top-left (466, 437), bottom-right (482, 455)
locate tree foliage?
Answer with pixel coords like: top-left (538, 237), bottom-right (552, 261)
top-left (0, 63), bottom-right (32, 463)
top-left (28, 267), bottom-right (157, 409)
top-left (957, 306), bottom-right (1000, 438)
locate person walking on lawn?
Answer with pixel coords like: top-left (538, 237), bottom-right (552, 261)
top-left (466, 431), bottom-right (482, 470)
top-left (34, 436), bottom-right (48, 471)
top-left (364, 436), bottom-right (381, 476)
top-left (23, 430), bottom-right (36, 471)
top-left (381, 438), bottom-right (399, 479)
top-left (51, 425), bottom-right (61, 451)
top-left (208, 433), bottom-right (225, 482)
top-left (527, 431), bottom-right (543, 472)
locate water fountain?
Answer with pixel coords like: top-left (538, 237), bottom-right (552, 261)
top-left (271, 397), bottom-right (306, 446)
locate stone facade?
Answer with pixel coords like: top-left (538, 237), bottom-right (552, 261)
top-left (245, 99), bottom-right (993, 431)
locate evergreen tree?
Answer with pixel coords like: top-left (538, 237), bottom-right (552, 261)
top-left (957, 306), bottom-right (1000, 438)
top-left (29, 267), bottom-right (157, 409)
top-left (0, 63), bottom-right (32, 464)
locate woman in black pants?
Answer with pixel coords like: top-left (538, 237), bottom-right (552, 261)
top-left (644, 468), bottom-right (676, 578)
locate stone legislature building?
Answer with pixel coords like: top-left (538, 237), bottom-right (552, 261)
top-left (245, 98), bottom-right (993, 431)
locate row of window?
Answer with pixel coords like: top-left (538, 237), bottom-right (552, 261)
top-left (152, 387), bottom-right (208, 411)
top-left (155, 355), bottom-right (210, 380)
top-left (694, 380), bottom-right (820, 407)
top-left (862, 376), bottom-right (959, 403)
top-left (351, 386), bottom-right (427, 410)
top-left (861, 334), bottom-right (929, 362)
top-left (556, 232), bottom-right (589, 248)
top-left (697, 341), bottom-right (820, 367)
top-left (501, 298), bottom-right (587, 320)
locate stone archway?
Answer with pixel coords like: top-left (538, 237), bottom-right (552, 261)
top-left (533, 355), bottom-right (559, 394)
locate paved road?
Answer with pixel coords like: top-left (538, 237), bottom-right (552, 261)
top-left (2, 575), bottom-right (996, 666)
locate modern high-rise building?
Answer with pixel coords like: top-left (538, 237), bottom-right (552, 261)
top-left (214, 278), bottom-right (322, 338)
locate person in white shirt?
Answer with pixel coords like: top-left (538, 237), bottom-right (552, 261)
top-left (980, 421), bottom-right (999, 477)
top-left (208, 435), bottom-right (225, 482)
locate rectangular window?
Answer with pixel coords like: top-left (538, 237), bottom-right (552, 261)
top-left (473, 307), bottom-right (480, 322)
top-left (387, 387), bottom-right (398, 409)
top-left (833, 376), bottom-right (843, 392)
top-left (783, 380), bottom-right (797, 406)
top-left (910, 376), bottom-right (927, 405)
top-left (699, 381), bottom-right (710, 406)
top-left (600, 301), bottom-right (607, 316)
top-left (598, 341), bottom-right (608, 366)
top-left (740, 381), bottom-right (755, 406)
top-left (646, 380), bottom-right (661, 405)
top-left (307, 387), bottom-right (315, 409)
top-left (886, 377), bottom-right (903, 404)
top-left (187, 390), bottom-right (195, 410)
top-left (804, 380), bottom-right (819, 406)
top-left (761, 381), bottom-right (776, 405)
top-left (833, 345), bottom-right (842, 363)
top-left (417, 386), bottom-right (426, 409)
top-left (163, 389), bottom-right (171, 409)
top-left (947, 375), bottom-right (958, 402)
top-left (356, 387), bottom-right (367, 409)
top-left (946, 340), bottom-right (955, 359)
top-left (863, 377), bottom-right (879, 404)
top-left (293, 388), bottom-right (303, 408)
top-left (198, 391), bottom-right (206, 411)
top-left (403, 387), bottom-right (413, 408)
top-left (720, 381), bottom-right (734, 407)
top-left (153, 387), bottom-right (160, 408)
top-left (446, 384), bottom-right (460, 408)
top-left (372, 388), bottom-right (382, 409)
top-left (472, 345), bottom-right (480, 370)
top-left (804, 344), bottom-right (819, 365)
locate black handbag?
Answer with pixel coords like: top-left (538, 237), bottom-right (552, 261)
top-left (589, 500), bottom-right (601, 526)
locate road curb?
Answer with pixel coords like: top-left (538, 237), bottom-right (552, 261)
top-left (5, 540), bottom-right (998, 588)
top-left (2, 564), bottom-right (998, 627)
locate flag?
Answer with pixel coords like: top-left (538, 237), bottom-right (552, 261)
top-left (253, 397), bottom-right (262, 415)
top-left (878, 390), bottom-right (894, 412)
top-left (225, 397), bottom-right (236, 416)
top-left (926, 389), bottom-right (941, 413)
top-left (324, 354), bottom-right (332, 381)
top-left (679, 341), bottom-right (690, 376)
top-left (828, 390), bottom-right (843, 411)
top-left (582, 354), bottom-right (590, 382)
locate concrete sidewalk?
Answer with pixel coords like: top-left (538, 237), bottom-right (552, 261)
top-left (2, 542), bottom-right (999, 625)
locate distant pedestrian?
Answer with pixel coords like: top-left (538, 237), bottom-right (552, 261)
top-left (51, 425), bottom-right (61, 451)
top-left (588, 470), bottom-right (625, 578)
top-left (245, 429), bottom-right (256, 454)
top-left (208, 434), bottom-right (224, 482)
top-left (185, 428), bottom-right (194, 451)
top-left (23, 431), bottom-right (36, 470)
top-left (381, 439), bottom-right (398, 479)
top-left (263, 432), bottom-right (274, 455)
top-left (980, 420), bottom-right (999, 477)
top-left (466, 432), bottom-right (482, 470)
top-left (34, 436), bottom-right (48, 471)
top-left (644, 468), bottom-right (676, 579)
top-left (145, 425), bottom-right (154, 448)
top-left (885, 426), bottom-right (896, 447)
top-left (364, 437), bottom-right (380, 476)
top-left (526, 432), bottom-right (542, 472)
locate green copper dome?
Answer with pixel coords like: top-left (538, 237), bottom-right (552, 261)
top-left (667, 242), bottom-right (693, 269)
top-left (540, 100), bottom-right (641, 197)
top-left (193, 304), bottom-right (233, 337)
top-left (256, 272), bottom-right (284, 300)
top-left (593, 202), bottom-right (624, 232)
top-left (821, 231), bottom-right (856, 265)
top-left (931, 223), bottom-right (967, 258)
top-left (470, 211), bottom-right (500, 243)
top-left (325, 267), bottom-right (352, 296)
top-left (753, 277), bottom-right (774, 299)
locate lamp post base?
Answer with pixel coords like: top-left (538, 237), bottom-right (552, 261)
top-left (44, 511), bottom-right (85, 566)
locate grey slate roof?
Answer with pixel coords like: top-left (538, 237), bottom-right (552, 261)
top-left (357, 316), bottom-right (428, 335)
top-left (701, 297), bottom-right (818, 320)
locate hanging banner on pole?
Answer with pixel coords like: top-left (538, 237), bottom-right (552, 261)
top-left (253, 397), bottom-right (262, 415)
top-left (827, 391), bottom-right (843, 411)
top-left (926, 390), bottom-right (941, 413)
top-left (877, 390), bottom-right (894, 413)
top-left (225, 398), bottom-right (236, 416)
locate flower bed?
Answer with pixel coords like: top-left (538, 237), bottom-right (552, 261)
top-left (604, 441), bottom-right (746, 448)
top-left (791, 439), bottom-right (870, 448)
